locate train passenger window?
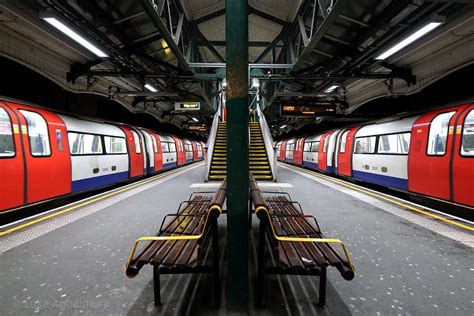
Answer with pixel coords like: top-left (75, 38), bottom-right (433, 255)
top-left (151, 135), bottom-right (158, 153)
top-left (104, 136), bottom-right (127, 154)
top-left (311, 141), bottom-right (320, 152)
top-left (340, 131), bottom-right (349, 153)
top-left (169, 142), bottom-right (177, 152)
top-left (377, 133), bottom-right (411, 154)
top-left (0, 107), bottom-right (15, 157)
top-left (288, 144), bottom-right (294, 151)
top-left (303, 142), bottom-right (311, 152)
top-left (131, 131), bottom-right (141, 154)
top-left (461, 110), bottom-right (474, 157)
top-left (427, 111), bottom-right (455, 156)
top-left (68, 133), bottom-right (103, 155)
top-left (19, 110), bottom-right (51, 157)
top-left (161, 142), bottom-right (169, 153)
top-left (354, 136), bottom-right (376, 154)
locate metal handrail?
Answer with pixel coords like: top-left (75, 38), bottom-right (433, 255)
top-left (256, 105), bottom-right (277, 180)
top-left (205, 103), bottom-right (221, 181)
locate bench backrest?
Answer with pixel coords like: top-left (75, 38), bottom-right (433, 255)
top-left (249, 174), bottom-right (268, 219)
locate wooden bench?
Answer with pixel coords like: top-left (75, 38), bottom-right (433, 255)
top-left (249, 175), bottom-right (354, 307)
top-left (125, 179), bottom-right (226, 305)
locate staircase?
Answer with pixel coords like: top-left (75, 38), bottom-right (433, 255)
top-left (249, 122), bottom-right (273, 181)
top-left (209, 122), bottom-right (227, 181)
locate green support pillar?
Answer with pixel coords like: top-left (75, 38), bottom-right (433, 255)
top-left (226, 0), bottom-right (249, 312)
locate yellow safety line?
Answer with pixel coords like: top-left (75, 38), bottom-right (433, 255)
top-left (282, 163), bottom-right (474, 232)
top-left (124, 205), bottom-right (222, 278)
top-left (254, 206), bottom-right (355, 273)
top-left (0, 162), bottom-right (204, 237)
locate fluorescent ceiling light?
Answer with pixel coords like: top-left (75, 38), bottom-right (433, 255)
top-left (325, 85), bottom-right (338, 93)
top-left (192, 117), bottom-right (199, 122)
top-left (251, 78), bottom-right (260, 88)
top-left (144, 84), bottom-right (157, 92)
top-left (43, 17), bottom-right (108, 58)
top-left (280, 124), bottom-right (287, 129)
top-left (375, 22), bottom-right (442, 60)
top-left (222, 78), bottom-right (227, 87)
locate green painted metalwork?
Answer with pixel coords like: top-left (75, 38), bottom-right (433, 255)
top-left (226, 0), bottom-right (249, 311)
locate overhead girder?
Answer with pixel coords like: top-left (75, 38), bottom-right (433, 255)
top-left (192, 5), bottom-right (287, 25)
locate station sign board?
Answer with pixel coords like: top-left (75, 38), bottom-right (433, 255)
top-left (175, 102), bottom-right (200, 111)
top-left (280, 102), bottom-right (336, 117)
top-left (188, 123), bottom-right (208, 133)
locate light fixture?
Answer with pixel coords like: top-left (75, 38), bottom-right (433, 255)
top-left (325, 85), bottom-right (338, 93)
top-left (43, 17), bottom-right (108, 58)
top-left (192, 117), bottom-right (199, 122)
top-left (280, 124), bottom-right (287, 129)
top-left (144, 84), bottom-right (157, 92)
top-left (375, 22), bottom-right (442, 60)
top-left (222, 78), bottom-right (227, 88)
top-left (251, 78), bottom-right (260, 88)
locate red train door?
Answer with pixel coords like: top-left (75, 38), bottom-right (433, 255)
top-left (408, 106), bottom-right (461, 201)
top-left (294, 138), bottom-right (305, 165)
top-left (119, 125), bottom-right (144, 178)
top-left (0, 103), bottom-right (25, 211)
top-left (7, 103), bottom-right (71, 204)
top-left (172, 137), bottom-right (185, 166)
top-left (451, 104), bottom-right (474, 206)
top-left (318, 132), bottom-right (332, 172)
top-left (150, 132), bottom-right (163, 173)
top-left (280, 141), bottom-right (287, 160)
top-left (337, 127), bottom-right (360, 177)
top-left (192, 141), bottom-right (198, 161)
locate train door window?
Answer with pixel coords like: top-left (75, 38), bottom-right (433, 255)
top-left (277, 143), bottom-right (281, 151)
top-left (340, 131), bottom-right (349, 153)
top-left (161, 142), bottom-right (169, 153)
top-left (461, 109), bottom-right (474, 157)
top-left (427, 111), bottom-right (455, 156)
top-left (151, 135), bottom-right (158, 153)
top-left (169, 142), bottom-right (176, 152)
top-left (131, 130), bottom-right (141, 154)
top-left (0, 107), bottom-right (15, 157)
top-left (354, 136), bottom-right (376, 154)
top-left (19, 110), bottom-right (51, 157)
top-left (377, 133), bottom-right (411, 154)
top-left (323, 137), bottom-right (328, 153)
top-left (311, 141), bottom-right (320, 152)
top-left (104, 136), bottom-right (127, 154)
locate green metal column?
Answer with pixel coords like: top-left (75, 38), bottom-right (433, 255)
top-left (226, 0), bottom-right (249, 312)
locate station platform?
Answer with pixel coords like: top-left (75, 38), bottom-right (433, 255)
top-left (1, 162), bottom-right (472, 315)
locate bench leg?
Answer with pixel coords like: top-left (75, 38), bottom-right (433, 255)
top-left (256, 219), bottom-right (265, 306)
top-left (153, 265), bottom-right (161, 305)
top-left (211, 217), bottom-right (221, 306)
top-left (318, 267), bottom-right (327, 307)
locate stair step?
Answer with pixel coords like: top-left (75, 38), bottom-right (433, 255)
top-left (250, 170), bottom-right (272, 175)
top-left (210, 170), bottom-right (226, 174)
top-left (212, 161), bottom-right (226, 165)
top-left (253, 176), bottom-right (273, 180)
top-left (249, 161), bottom-right (269, 165)
top-left (249, 165), bottom-right (271, 169)
top-left (211, 165), bottom-right (227, 170)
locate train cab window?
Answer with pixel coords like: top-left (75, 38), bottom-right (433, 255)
top-left (104, 136), bottom-right (127, 154)
top-left (19, 110), bottom-right (51, 157)
top-left (354, 136), bottom-right (376, 154)
top-left (377, 133), bottom-right (411, 155)
top-left (310, 141), bottom-right (319, 152)
top-left (427, 111), bottom-right (455, 156)
top-left (131, 131), bottom-right (141, 154)
top-left (340, 131), bottom-right (349, 153)
top-left (151, 135), bottom-right (158, 153)
top-left (161, 142), bottom-right (169, 153)
top-left (68, 133), bottom-right (103, 155)
top-left (461, 109), bottom-right (474, 157)
top-left (169, 142), bottom-right (177, 152)
top-left (0, 107), bottom-right (15, 157)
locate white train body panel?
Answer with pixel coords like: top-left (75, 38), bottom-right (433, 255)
top-left (59, 115), bottom-right (129, 192)
top-left (302, 134), bottom-right (322, 169)
top-left (184, 139), bottom-right (193, 162)
top-left (352, 116), bottom-right (419, 191)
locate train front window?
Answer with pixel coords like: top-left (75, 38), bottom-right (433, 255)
top-left (19, 110), bottom-right (51, 157)
top-left (461, 109), bottom-right (474, 157)
top-left (0, 107), bottom-right (15, 157)
top-left (427, 111), bottom-right (455, 156)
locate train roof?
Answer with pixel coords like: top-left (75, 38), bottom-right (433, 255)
top-left (159, 135), bottom-right (175, 142)
top-left (59, 115), bottom-right (125, 137)
top-left (355, 115), bottom-right (419, 137)
top-left (305, 134), bottom-right (323, 142)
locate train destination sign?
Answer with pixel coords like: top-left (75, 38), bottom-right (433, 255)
top-left (174, 102), bottom-right (200, 111)
top-left (280, 103), bottom-right (336, 117)
top-left (188, 123), bottom-right (208, 132)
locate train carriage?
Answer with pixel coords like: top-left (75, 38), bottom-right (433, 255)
top-left (118, 125), bottom-right (145, 178)
top-left (302, 134), bottom-right (322, 170)
top-left (184, 139), bottom-right (194, 164)
top-left (285, 138), bottom-right (297, 163)
top-left (159, 135), bottom-right (178, 170)
top-left (318, 130), bottom-right (341, 174)
top-left (172, 136), bottom-right (186, 166)
top-left (293, 137), bottom-right (306, 166)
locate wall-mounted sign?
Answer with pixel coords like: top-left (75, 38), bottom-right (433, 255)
top-left (175, 102), bottom-right (200, 111)
top-left (188, 123), bottom-right (208, 132)
top-left (280, 102), bottom-right (336, 117)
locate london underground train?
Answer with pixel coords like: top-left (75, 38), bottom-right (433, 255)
top-left (0, 98), bottom-right (205, 212)
top-left (277, 101), bottom-right (474, 207)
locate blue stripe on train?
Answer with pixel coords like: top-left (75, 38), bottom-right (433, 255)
top-left (353, 170), bottom-right (408, 191)
top-left (303, 161), bottom-right (318, 170)
top-left (286, 158), bottom-right (294, 163)
top-left (72, 171), bottom-right (129, 193)
top-left (326, 166), bottom-right (334, 174)
top-left (186, 158), bottom-right (193, 164)
top-left (162, 162), bottom-right (177, 170)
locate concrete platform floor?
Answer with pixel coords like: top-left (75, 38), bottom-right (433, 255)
top-left (0, 162), bottom-right (473, 315)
